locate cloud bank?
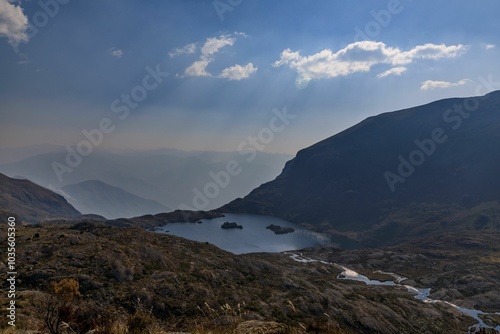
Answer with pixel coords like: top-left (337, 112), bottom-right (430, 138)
top-left (169, 43), bottom-right (197, 58)
top-left (0, 0), bottom-right (29, 46)
top-left (377, 66), bottom-right (407, 78)
top-left (172, 33), bottom-right (257, 81)
top-left (420, 79), bottom-right (470, 90)
top-left (219, 63), bottom-right (257, 81)
top-left (273, 41), bottom-right (467, 84)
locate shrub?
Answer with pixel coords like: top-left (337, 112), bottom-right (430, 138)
top-left (44, 278), bottom-right (81, 334)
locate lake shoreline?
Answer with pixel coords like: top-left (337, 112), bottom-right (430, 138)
top-left (154, 213), bottom-right (334, 254)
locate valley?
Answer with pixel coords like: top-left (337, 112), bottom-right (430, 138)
top-left (2, 1), bottom-right (500, 332)
top-left (1, 221), bottom-right (498, 333)
top-left (1, 91), bottom-right (500, 333)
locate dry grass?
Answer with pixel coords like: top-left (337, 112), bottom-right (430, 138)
top-left (1, 223), bottom-right (494, 334)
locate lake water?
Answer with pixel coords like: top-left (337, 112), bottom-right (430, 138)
top-left (154, 213), bottom-right (332, 254)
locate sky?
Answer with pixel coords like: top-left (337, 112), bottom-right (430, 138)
top-left (1, 0), bottom-right (500, 155)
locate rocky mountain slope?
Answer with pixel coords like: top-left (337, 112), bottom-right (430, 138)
top-left (0, 173), bottom-right (80, 223)
top-left (221, 91), bottom-right (500, 245)
top-left (1, 220), bottom-right (490, 334)
top-left (0, 144), bottom-right (498, 333)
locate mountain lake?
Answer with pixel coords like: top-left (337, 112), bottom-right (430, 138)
top-left (154, 213), bottom-right (357, 254)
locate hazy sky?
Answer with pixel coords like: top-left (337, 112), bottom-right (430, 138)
top-left (1, 0), bottom-right (499, 154)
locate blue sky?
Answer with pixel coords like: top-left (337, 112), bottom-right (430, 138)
top-left (1, 0), bottom-right (499, 154)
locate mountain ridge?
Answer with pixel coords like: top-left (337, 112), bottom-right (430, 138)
top-left (220, 91), bottom-right (500, 244)
top-left (0, 173), bottom-right (81, 223)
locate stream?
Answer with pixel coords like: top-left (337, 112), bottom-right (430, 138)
top-left (287, 253), bottom-right (500, 333)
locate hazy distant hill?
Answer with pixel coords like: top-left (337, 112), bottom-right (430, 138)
top-left (61, 180), bottom-right (168, 219)
top-left (0, 173), bottom-right (80, 223)
top-left (0, 149), bottom-right (291, 211)
top-left (221, 91), bottom-right (500, 244)
top-left (0, 144), bottom-right (62, 165)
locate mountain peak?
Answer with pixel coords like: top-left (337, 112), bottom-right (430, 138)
top-left (0, 173), bottom-right (80, 223)
top-left (220, 91), bottom-right (500, 245)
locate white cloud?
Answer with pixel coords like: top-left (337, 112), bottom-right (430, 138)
top-left (485, 44), bottom-right (495, 50)
top-left (273, 48), bottom-right (302, 67)
top-left (169, 43), bottom-right (197, 58)
top-left (401, 43), bottom-right (467, 62)
top-left (377, 66), bottom-right (407, 78)
top-left (179, 32), bottom-right (256, 80)
top-left (273, 41), bottom-right (467, 84)
top-left (0, 0), bottom-right (29, 46)
top-left (219, 63), bottom-right (257, 80)
top-left (200, 34), bottom-right (236, 58)
top-left (110, 48), bottom-right (123, 58)
top-left (183, 59), bottom-right (213, 78)
top-left (420, 79), bottom-right (470, 90)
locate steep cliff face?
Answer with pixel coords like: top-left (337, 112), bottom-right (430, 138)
top-left (0, 173), bottom-right (80, 223)
top-left (221, 91), bottom-right (500, 234)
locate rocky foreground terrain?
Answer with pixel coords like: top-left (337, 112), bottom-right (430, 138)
top-left (303, 230), bottom-right (500, 313)
top-left (1, 220), bottom-right (498, 333)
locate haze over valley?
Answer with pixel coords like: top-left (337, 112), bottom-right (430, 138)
top-left (1, 1), bottom-right (500, 333)
top-left (0, 147), bottom-right (290, 218)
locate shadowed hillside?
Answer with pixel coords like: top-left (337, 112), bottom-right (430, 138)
top-left (221, 91), bottom-right (500, 245)
top-left (0, 173), bottom-right (80, 223)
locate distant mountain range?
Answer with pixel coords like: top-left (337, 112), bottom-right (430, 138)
top-left (0, 172), bottom-right (220, 225)
top-left (221, 91), bottom-right (500, 245)
top-left (0, 144), bottom-right (62, 165)
top-left (3, 92), bottom-right (500, 247)
top-left (61, 180), bottom-right (167, 219)
top-left (1, 95), bottom-right (499, 333)
top-left (0, 173), bottom-right (80, 223)
top-left (0, 148), bottom-right (291, 212)
top-left (3, 169), bottom-right (498, 332)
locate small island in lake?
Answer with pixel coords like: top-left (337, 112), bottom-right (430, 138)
top-left (266, 224), bottom-right (295, 235)
top-left (221, 221), bottom-right (243, 229)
